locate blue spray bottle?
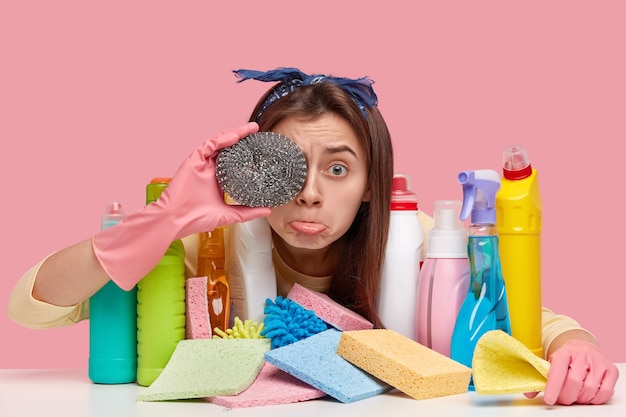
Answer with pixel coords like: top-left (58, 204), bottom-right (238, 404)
top-left (450, 170), bottom-right (511, 388)
top-left (89, 201), bottom-right (138, 384)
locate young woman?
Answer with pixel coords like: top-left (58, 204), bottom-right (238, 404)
top-left (8, 67), bottom-right (618, 405)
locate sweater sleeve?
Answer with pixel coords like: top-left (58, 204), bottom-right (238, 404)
top-left (8, 235), bottom-right (200, 330)
top-left (7, 255), bottom-right (90, 329)
top-left (541, 306), bottom-right (594, 359)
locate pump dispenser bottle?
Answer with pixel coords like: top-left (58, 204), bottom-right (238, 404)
top-left (136, 178), bottom-right (186, 387)
top-left (378, 173), bottom-right (424, 340)
top-left (496, 145), bottom-right (543, 357)
top-left (416, 200), bottom-right (470, 357)
top-left (451, 170), bottom-right (511, 385)
top-left (89, 201), bottom-right (137, 384)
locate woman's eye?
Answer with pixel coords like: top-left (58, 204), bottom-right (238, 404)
top-left (328, 164), bottom-right (348, 176)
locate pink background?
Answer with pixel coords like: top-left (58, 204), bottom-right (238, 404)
top-left (1, 1), bottom-right (625, 368)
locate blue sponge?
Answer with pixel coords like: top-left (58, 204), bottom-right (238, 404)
top-left (264, 328), bottom-right (389, 403)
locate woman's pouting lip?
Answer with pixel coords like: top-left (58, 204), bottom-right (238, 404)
top-left (289, 221), bottom-right (328, 235)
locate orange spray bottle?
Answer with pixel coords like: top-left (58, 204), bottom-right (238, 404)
top-left (197, 227), bottom-right (230, 333)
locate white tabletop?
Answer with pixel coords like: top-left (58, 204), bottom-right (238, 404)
top-left (1, 365), bottom-right (624, 417)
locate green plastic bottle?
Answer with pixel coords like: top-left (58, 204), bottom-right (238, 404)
top-left (136, 178), bottom-right (186, 387)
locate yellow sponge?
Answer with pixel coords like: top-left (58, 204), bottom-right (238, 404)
top-left (337, 329), bottom-right (471, 400)
top-left (472, 330), bottom-right (550, 394)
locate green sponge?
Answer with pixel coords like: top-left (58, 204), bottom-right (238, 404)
top-left (137, 338), bottom-right (270, 401)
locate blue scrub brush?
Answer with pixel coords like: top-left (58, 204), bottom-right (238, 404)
top-left (262, 296), bottom-right (328, 349)
top-left (216, 132), bottom-right (308, 207)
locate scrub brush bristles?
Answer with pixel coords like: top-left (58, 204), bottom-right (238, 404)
top-left (216, 132), bottom-right (308, 207)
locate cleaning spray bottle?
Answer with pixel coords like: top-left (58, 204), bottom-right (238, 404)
top-left (378, 173), bottom-right (424, 340)
top-left (450, 170), bottom-right (511, 387)
top-left (416, 200), bottom-right (470, 357)
top-left (88, 201), bottom-right (137, 384)
top-left (136, 178), bottom-right (186, 387)
top-left (197, 226), bottom-right (230, 333)
top-left (225, 217), bottom-right (277, 326)
top-left (496, 145), bottom-right (543, 357)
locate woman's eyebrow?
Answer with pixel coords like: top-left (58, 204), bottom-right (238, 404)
top-left (325, 145), bottom-right (358, 159)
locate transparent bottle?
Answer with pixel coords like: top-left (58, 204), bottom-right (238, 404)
top-left (451, 170), bottom-right (511, 390)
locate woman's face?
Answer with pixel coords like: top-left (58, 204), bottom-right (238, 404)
top-left (267, 113), bottom-right (371, 251)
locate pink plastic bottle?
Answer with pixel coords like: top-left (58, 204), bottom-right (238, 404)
top-left (416, 200), bottom-right (470, 357)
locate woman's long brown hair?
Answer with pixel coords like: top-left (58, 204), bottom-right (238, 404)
top-left (249, 82), bottom-right (394, 328)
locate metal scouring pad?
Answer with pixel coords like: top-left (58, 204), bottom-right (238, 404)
top-left (216, 132), bottom-right (308, 207)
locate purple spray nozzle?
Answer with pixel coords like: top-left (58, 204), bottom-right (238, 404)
top-left (458, 170), bottom-right (501, 225)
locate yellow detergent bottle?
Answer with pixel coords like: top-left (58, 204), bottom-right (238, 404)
top-left (496, 145), bottom-right (543, 358)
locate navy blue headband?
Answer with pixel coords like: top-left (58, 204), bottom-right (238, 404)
top-left (233, 67), bottom-right (378, 121)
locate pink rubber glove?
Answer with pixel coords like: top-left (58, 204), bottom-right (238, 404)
top-left (92, 122), bottom-right (271, 291)
top-left (531, 340), bottom-right (620, 405)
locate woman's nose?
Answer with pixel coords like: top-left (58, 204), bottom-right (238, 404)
top-left (296, 173), bottom-right (322, 207)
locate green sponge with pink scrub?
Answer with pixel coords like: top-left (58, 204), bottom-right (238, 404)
top-left (136, 338), bottom-right (269, 402)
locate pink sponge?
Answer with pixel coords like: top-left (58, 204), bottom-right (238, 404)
top-left (287, 283), bottom-right (373, 331)
top-left (208, 362), bottom-right (326, 408)
top-left (185, 276), bottom-right (212, 339)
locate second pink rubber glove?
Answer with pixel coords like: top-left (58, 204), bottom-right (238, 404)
top-left (542, 339), bottom-right (620, 405)
top-left (92, 122), bottom-right (271, 291)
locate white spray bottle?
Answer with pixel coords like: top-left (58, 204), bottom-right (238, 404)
top-left (225, 218), bottom-right (277, 326)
